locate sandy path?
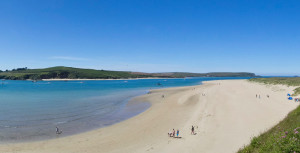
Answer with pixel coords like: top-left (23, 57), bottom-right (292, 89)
top-left (0, 80), bottom-right (298, 153)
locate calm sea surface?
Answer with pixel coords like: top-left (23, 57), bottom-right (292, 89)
top-left (0, 77), bottom-right (251, 143)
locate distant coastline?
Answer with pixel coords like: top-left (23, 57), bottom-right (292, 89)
top-left (0, 66), bottom-right (257, 80)
top-left (41, 77), bottom-right (170, 81)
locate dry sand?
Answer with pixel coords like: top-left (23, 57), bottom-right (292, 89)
top-left (0, 80), bottom-right (299, 153)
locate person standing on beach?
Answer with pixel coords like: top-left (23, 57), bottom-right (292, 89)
top-left (191, 126), bottom-right (194, 135)
top-left (176, 130), bottom-right (179, 137)
top-left (256, 94), bottom-right (257, 98)
top-left (168, 130), bottom-right (172, 137)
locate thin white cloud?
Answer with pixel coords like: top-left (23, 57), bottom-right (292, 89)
top-left (50, 56), bottom-right (89, 61)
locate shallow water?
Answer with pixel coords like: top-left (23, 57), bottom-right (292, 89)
top-left (0, 77), bottom-right (251, 143)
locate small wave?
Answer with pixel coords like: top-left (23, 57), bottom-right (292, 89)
top-left (0, 125), bottom-right (21, 128)
top-left (0, 125), bottom-right (11, 128)
top-left (55, 121), bottom-right (68, 125)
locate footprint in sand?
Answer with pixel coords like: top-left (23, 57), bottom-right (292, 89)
top-left (146, 147), bottom-right (154, 151)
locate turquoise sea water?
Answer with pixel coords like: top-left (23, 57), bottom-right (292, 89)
top-left (0, 77), bottom-right (251, 143)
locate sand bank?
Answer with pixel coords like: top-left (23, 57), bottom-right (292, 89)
top-left (0, 80), bottom-right (299, 153)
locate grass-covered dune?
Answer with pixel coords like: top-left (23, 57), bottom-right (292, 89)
top-left (239, 105), bottom-right (300, 153)
top-left (250, 77), bottom-right (300, 96)
top-left (0, 66), bottom-right (256, 80)
top-left (239, 77), bottom-right (300, 153)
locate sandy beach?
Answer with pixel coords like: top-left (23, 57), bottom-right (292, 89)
top-left (0, 79), bottom-right (299, 153)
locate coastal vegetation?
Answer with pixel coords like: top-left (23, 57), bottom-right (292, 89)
top-left (250, 77), bottom-right (300, 96)
top-left (0, 66), bottom-right (256, 80)
top-left (239, 105), bottom-right (300, 153)
top-left (0, 67), bottom-right (150, 80)
top-left (239, 77), bottom-right (300, 153)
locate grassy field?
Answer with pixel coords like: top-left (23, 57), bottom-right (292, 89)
top-left (239, 77), bottom-right (300, 153)
top-left (0, 66), bottom-right (256, 80)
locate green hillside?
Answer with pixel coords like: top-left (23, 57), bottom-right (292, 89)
top-left (0, 66), bottom-right (151, 80)
top-left (0, 66), bottom-right (256, 80)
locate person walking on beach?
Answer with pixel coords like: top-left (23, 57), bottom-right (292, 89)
top-left (172, 129), bottom-right (175, 138)
top-left (191, 126), bottom-right (195, 135)
top-left (56, 127), bottom-right (62, 134)
top-left (176, 130), bottom-right (179, 137)
top-left (256, 94), bottom-right (257, 98)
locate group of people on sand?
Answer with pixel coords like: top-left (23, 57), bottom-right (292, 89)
top-left (256, 94), bottom-right (270, 99)
top-left (168, 126), bottom-right (197, 138)
top-left (168, 129), bottom-right (180, 138)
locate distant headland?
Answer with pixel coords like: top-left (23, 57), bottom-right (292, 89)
top-left (0, 66), bottom-right (257, 80)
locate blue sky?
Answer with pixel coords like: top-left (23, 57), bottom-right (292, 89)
top-left (0, 0), bottom-right (299, 75)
